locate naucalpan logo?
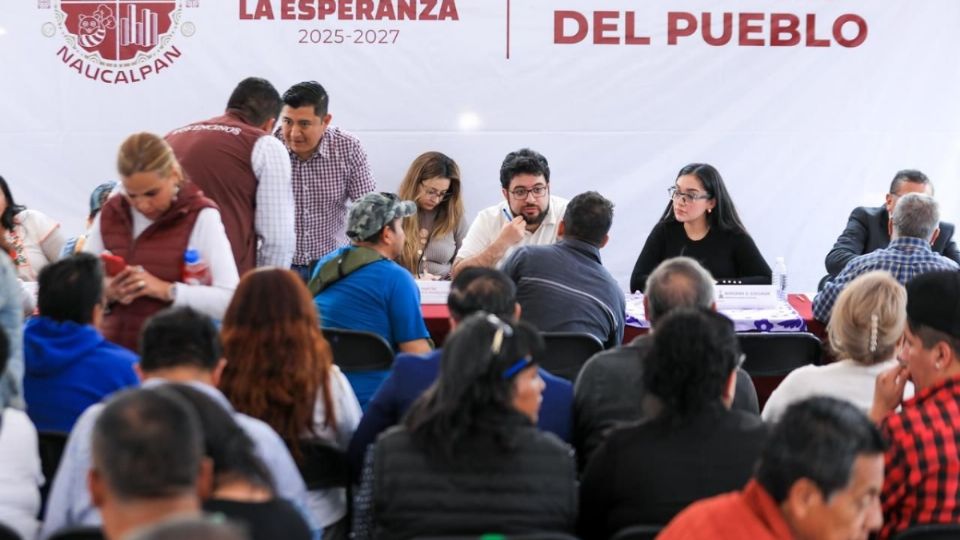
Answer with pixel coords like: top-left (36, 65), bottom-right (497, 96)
top-left (39, 0), bottom-right (197, 84)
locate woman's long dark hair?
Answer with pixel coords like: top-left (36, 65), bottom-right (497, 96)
top-left (404, 313), bottom-right (545, 460)
top-left (658, 163), bottom-right (748, 234)
top-left (155, 384), bottom-right (276, 494)
top-left (644, 307), bottom-right (740, 427)
top-left (0, 176), bottom-right (26, 232)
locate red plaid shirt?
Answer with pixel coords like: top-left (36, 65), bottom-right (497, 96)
top-left (879, 375), bottom-right (960, 539)
top-left (282, 126), bottom-right (376, 265)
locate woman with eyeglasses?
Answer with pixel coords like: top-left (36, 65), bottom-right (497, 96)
top-left (629, 163), bottom-right (771, 293)
top-left (578, 308), bottom-right (767, 538)
top-left (395, 152), bottom-right (468, 280)
top-left (352, 313), bottom-right (577, 540)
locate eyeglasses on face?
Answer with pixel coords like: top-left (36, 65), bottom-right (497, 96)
top-left (509, 185), bottom-right (548, 200)
top-left (668, 186), bottom-right (712, 204)
top-left (420, 184), bottom-right (453, 201)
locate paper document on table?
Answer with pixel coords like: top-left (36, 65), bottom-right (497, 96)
top-left (715, 285), bottom-right (777, 309)
top-left (417, 280), bottom-right (451, 304)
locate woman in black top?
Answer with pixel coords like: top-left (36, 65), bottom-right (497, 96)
top-left (630, 163), bottom-right (771, 292)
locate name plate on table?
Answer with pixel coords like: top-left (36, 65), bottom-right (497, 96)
top-left (715, 285), bottom-right (778, 309)
top-left (416, 280), bottom-right (451, 304)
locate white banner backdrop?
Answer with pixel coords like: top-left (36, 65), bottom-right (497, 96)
top-left (2, 1), bottom-right (959, 291)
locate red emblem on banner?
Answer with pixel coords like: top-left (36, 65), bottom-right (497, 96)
top-left (41, 1), bottom-right (192, 84)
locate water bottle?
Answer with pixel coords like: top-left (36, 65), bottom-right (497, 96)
top-left (182, 248), bottom-right (212, 286)
top-left (773, 256), bottom-right (788, 301)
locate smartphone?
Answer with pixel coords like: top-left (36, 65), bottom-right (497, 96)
top-left (100, 252), bottom-right (126, 277)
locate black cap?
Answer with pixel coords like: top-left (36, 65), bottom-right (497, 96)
top-left (906, 270), bottom-right (960, 339)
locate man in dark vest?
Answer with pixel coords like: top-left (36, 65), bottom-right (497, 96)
top-left (166, 77), bottom-right (294, 275)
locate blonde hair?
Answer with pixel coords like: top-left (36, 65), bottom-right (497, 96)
top-left (396, 151), bottom-right (464, 276)
top-left (117, 132), bottom-right (182, 179)
top-left (827, 271), bottom-right (906, 365)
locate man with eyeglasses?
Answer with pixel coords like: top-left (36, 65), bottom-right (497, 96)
top-left (452, 148), bottom-right (568, 276)
top-left (823, 169), bottom-right (958, 286)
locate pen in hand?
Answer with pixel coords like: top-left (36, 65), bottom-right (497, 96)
top-left (501, 207), bottom-right (512, 221)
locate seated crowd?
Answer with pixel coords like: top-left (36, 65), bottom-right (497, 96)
top-left (1, 75), bottom-right (960, 540)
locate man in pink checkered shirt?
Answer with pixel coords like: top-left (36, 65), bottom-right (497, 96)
top-left (278, 80), bottom-right (376, 281)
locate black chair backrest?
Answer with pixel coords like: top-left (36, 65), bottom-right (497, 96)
top-left (415, 534), bottom-right (578, 540)
top-left (610, 524), bottom-right (663, 540)
top-left (322, 328), bottom-right (394, 372)
top-left (0, 522), bottom-right (21, 540)
top-left (38, 431), bottom-right (70, 516)
top-left (737, 332), bottom-right (823, 377)
top-left (893, 524), bottom-right (960, 540)
top-left (540, 332), bottom-right (604, 382)
top-left (297, 439), bottom-right (351, 491)
top-left (46, 526), bottom-right (104, 540)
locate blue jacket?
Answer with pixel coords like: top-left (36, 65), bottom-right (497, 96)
top-left (24, 316), bottom-right (139, 432)
top-left (347, 349), bottom-right (574, 476)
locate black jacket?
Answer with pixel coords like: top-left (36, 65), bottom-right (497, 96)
top-left (824, 205), bottom-right (959, 276)
top-left (573, 334), bottom-right (759, 467)
top-left (372, 414), bottom-right (577, 540)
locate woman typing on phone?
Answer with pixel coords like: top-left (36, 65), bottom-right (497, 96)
top-left (84, 133), bottom-right (239, 351)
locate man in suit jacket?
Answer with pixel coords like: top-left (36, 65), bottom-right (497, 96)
top-left (824, 169), bottom-right (959, 281)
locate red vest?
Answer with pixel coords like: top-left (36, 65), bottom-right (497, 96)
top-left (99, 182), bottom-right (217, 351)
top-left (166, 110), bottom-right (262, 275)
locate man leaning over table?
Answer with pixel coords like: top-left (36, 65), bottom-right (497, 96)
top-left (813, 193), bottom-right (958, 323)
top-left (573, 256), bottom-right (759, 467)
top-left (824, 169), bottom-right (959, 282)
top-left (277, 80), bottom-right (376, 282)
top-left (451, 148), bottom-right (568, 276)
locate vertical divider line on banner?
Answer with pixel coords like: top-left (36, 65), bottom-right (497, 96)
top-left (506, 0), bottom-right (511, 59)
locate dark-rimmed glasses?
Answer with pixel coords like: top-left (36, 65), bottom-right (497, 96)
top-left (668, 186), bottom-right (712, 204)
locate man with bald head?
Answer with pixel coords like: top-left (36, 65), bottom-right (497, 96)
top-left (573, 256), bottom-right (759, 464)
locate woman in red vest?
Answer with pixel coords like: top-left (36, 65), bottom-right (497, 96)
top-left (84, 132), bottom-right (239, 351)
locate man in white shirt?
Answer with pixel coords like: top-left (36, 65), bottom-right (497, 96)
top-left (452, 148), bottom-right (568, 276)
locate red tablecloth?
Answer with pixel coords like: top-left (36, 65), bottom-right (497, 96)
top-left (422, 293), bottom-right (824, 347)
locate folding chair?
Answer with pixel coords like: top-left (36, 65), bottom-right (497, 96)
top-left (893, 524), bottom-right (960, 540)
top-left (540, 332), bottom-right (604, 382)
top-left (296, 439), bottom-right (351, 491)
top-left (322, 328), bottom-right (395, 408)
top-left (46, 527), bottom-right (104, 540)
top-left (38, 431), bottom-right (69, 517)
top-left (0, 522), bottom-right (20, 540)
top-left (737, 332), bottom-right (824, 408)
top-left (610, 524), bottom-right (663, 540)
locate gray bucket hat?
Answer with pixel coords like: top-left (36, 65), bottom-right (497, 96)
top-left (346, 192), bottom-right (417, 240)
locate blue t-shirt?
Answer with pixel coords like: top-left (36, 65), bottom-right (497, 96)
top-left (313, 247), bottom-right (430, 349)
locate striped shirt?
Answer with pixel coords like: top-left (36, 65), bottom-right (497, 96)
top-left (880, 376), bottom-right (960, 539)
top-left (813, 237), bottom-right (959, 322)
top-left (281, 126), bottom-right (376, 265)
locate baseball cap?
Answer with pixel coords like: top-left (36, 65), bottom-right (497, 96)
top-left (346, 192), bottom-right (416, 241)
top-left (906, 270), bottom-right (960, 339)
top-left (89, 181), bottom-right (118, 215)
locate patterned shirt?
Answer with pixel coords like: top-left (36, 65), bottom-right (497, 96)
top-left (879, 376), bottom-right (960, 539)
top-left (813, 237), bottom-right (959, 321)
top-left (280, 126), bottom-right (376, 265)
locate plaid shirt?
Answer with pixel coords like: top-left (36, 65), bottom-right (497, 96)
top-left (813, 237), bottom-right (959, 321)
top-left (879, 376), bottom-right (960, 539)
top-left (282, 126), bottom-right (376, 265)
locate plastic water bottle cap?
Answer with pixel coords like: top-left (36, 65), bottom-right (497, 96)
top-left (184, 249), bottom-right (200, 264)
